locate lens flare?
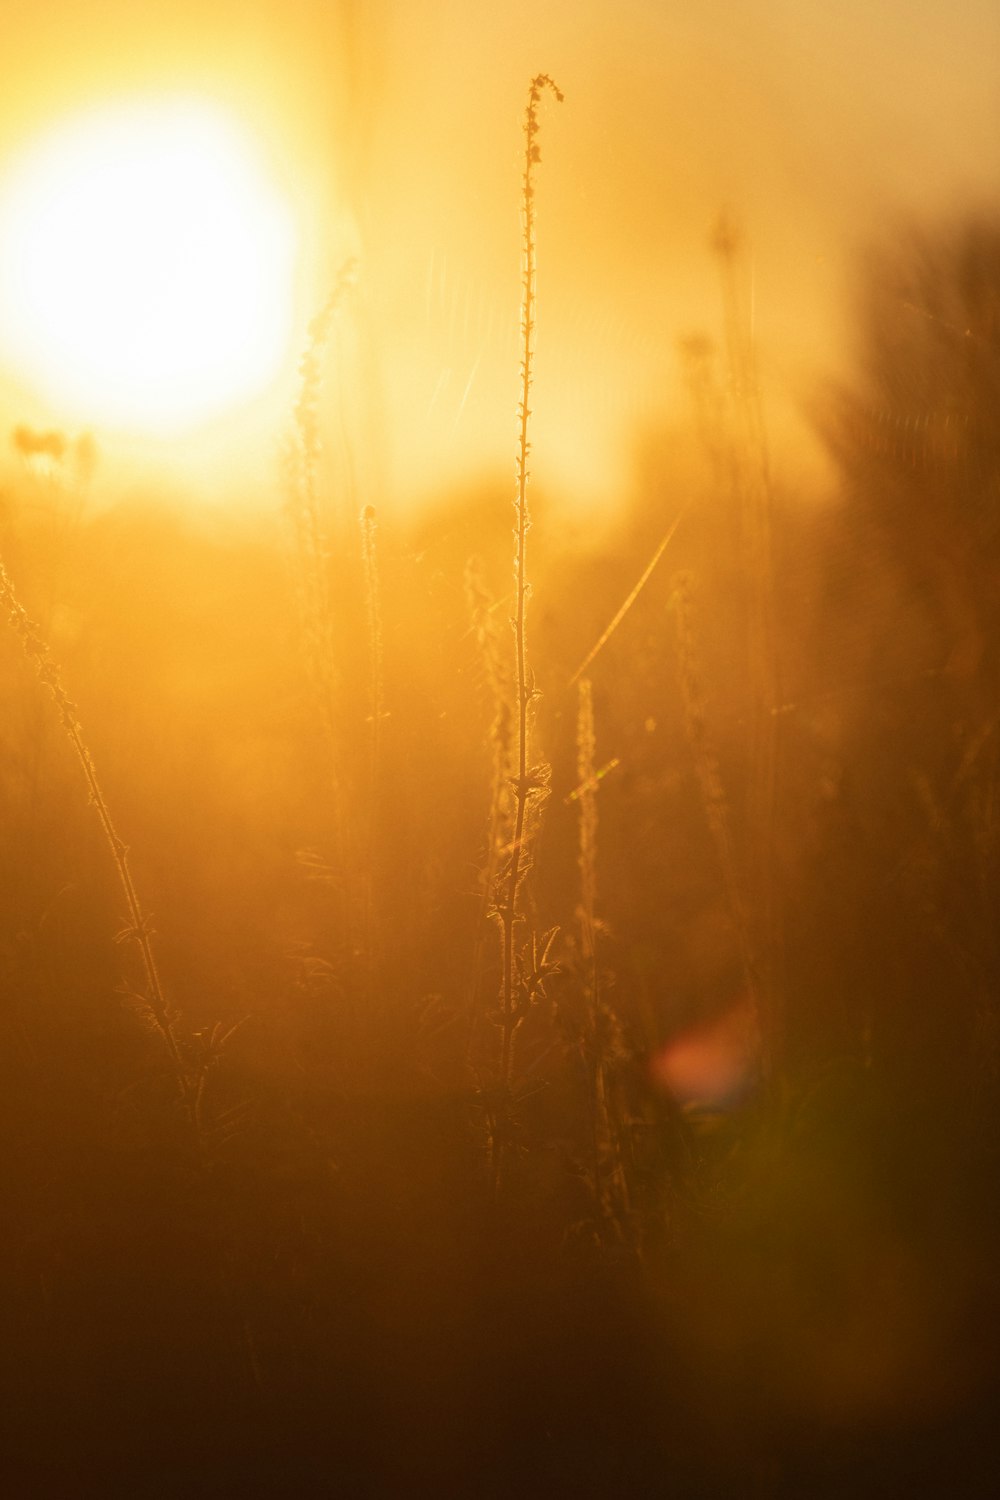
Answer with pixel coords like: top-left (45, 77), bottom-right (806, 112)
top-left (652, 998), bottom-right (759, 1112)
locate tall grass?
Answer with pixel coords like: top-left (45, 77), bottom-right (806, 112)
top-left (574, 676), bottom-right (631, 1236)
top-left (286, 262), bottom-right (361, 996)
top-left (464, 555), bottom-right (513, 1057)
top-left (490, 74), bottom-right (562, 1186)
top-left (287, 260), bottom-right (358, 834)
top-left (1, 113), bottom-right (997, 1496)
top-left (360, 500), bottom-right (384, 985)
top-left (0, 550), bottom-right (187, 1099)
top-left (671, 569), bottom-right (757, 1028)
top-left (712, 215), bottom-right (781, 1074)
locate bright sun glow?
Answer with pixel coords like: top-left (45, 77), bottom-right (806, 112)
top-left (0, 98), bottom-right (298, 434)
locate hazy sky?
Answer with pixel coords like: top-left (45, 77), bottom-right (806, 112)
top-left (1, 0), bottom-right (997, 516)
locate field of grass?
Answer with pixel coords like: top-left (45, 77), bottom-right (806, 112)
top-left (2, 81), bottom-right (999, 1497)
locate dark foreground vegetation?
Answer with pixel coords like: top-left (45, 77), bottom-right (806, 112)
top-left (2, 214), bottom-right (1000, 1496)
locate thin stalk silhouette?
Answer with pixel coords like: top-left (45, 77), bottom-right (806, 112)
top-left (494, 74), bottom-right (562, 1183)
top-left (1, 552), bottom-right (187, 1092)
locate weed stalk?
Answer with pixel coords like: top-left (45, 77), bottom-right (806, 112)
top-left (491, 79), bottom-right (563, 1182)
top-left (287, 261), bottom-right (358, 833)
top-left (359, 502), bottom-right (384, 982)
top-left (497, 74), bottom-right (563, 1137)
top-left (0, 552), bottom-right (187, 1095)
top-left (464, 557), bottom-right (513, 1059)
top-left (575, 678), bottom-right (631, 1237)
top-left (712, 215), bottom-right (781, 1076)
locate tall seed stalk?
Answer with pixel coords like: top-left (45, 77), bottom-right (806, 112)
top-left (498, 74), bottom-right (563, 1104)
top-left (0, 553), bottom-right (187, 1097)
top-left (286, 263), bottom-right (359, 981)
top-left (575, 678), bottom-right (630, 1236)
top-left (671, 570), bottom-right (757, 1025)
top-left (712, 216), bottom-right (780, 1076)
top-left (288, 261), bottom-right (358, 832)
top-left (464, 557), bottom-right (513, 1059)
top-left (576, 678), bottom-right (599, 1011)
top-left (359, 502), bottom-right (384, 982)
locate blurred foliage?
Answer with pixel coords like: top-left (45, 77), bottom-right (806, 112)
top-left (1, 214), bottom-right (1000, 1494)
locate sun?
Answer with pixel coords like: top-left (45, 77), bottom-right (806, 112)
top-left (0, 97), bottom-right (299, 434)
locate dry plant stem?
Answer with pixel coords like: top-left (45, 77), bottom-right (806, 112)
top-left (360, 506), bottom-right (384, 787)
top-left (360, 503), bottom-right (384, 979)
top-left (569, 509), bottom-right (686, 686)
top-left (576, 679), bottom-right (630, 1233)
top-left (289, 261), bottom-right (358, 833)
top-left (577, 678), bottom-right (602, 1207)
top-left (2, 558), bottom-right (263, 1379)
top-left (714, 219), bottom-right (780, 1074)
top-left (672, 572), bottom-right (757, 1025)
top-left (577, 678), bottom-right (598, 994)
top-left (0, 555), bottom-right (186, 1088)
top-left (287, 263), bottom-right (361, 986)
top-left (464, 559), bottom-right (513, 1059)
top-left (499, 74), bottom-right (563, 1102)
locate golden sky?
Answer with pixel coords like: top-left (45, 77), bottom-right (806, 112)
top-left (0, 0), bottom-right (997, 516)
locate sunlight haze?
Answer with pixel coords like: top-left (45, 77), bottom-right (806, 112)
top-left (2, 4), bottom-right (1000, 1490)
top-left (0, 0), bottom-right (996, 511)
top-left (0, 98), bottom-right (298, 433)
